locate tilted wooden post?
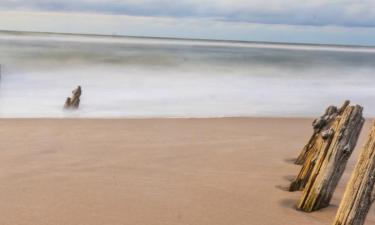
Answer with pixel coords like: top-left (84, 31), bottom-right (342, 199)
top-left (332, 122), bottom-right (375, 225)
top-left (295, 100), bottom-right (350, 165)
top-left (290, 128), bottom-right (334, 191)
top-left (64, 86), bottom-right (82, 109)
top-left (297, 105), bottom-right (364, 212)
top-left (290, 101), bottom-right (350, 191)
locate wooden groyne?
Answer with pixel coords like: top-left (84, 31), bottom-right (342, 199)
top-left (297, 104), bottom-right (364, 211)
top-left (332, 122), bottom-right (375, 225)
top-left (290, 101), bottom-right (350, 191)
top-left (295, 100), bottom-right (350, 165)
top-left (289, 101), bottom-right (364, 212)
top-left (64, 86), bottom-right (82, 109)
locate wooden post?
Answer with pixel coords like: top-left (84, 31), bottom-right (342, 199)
top-left (297, 105), bottom-right (364, 212)
top-left (332, 122), bottom-right (375, 225)
top-left (64, 86), bottom-right (82, 109)
top-left (295, 100), bottom-right (350, 165)
top-left (290, 101), bottom-right (350, 191)
top-left (289, 128), bottom-right (334, 191)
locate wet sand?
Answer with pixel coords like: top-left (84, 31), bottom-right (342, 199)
top-left (0, 118), bottom-right (374, 225)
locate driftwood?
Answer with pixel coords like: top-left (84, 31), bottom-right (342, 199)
top-left (290, 101), bottom-right (350, 191)
top-left (64, 86), bottom-right (82, 109)
top-left (290, 128), bottom-right (333, 191)
top-left (332, 122), bottom-right (375, 225)
top-left (297, 105), bottom-right (364, 212)
top-left (295, 100), bottom-right (350, 165)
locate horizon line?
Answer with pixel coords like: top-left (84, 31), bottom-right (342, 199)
top-left (1, 29), bottom-right (375, 49)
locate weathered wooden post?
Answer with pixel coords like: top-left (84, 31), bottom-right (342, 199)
top-left (64, 86), bottom-right (82, 109)
top-left (295, 100), bottom-right (350, 165)
top-left (290, 128), bottom-right (334, 191)
top-left (332, 122), bottom-right (375, 225)
top-left (290, 101), bottom-right (350, 191)
top-left (297, 105), bottom-right (364, 212)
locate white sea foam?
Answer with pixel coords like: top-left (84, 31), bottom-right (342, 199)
top-left (0, 32), bottom-right (375, 118)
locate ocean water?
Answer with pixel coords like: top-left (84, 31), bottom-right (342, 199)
top-left (0, 31), bottom-right (375, 118)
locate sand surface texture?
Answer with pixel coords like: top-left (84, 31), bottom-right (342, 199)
top-left (0, 118), bottom-right (374, 225)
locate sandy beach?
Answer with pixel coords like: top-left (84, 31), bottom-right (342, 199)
top-left (0, 118), bottom-right (374, 225)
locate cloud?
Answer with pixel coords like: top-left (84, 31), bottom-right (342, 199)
top-left (1, 0), bottom-right (375, 28)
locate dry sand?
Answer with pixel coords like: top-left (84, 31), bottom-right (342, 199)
top-left (0, 118), bottom-right (374, 225)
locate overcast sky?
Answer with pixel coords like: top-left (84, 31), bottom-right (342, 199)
top-left (0, 0), bottom-right (374, 45)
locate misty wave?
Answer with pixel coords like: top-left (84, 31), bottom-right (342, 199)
top-left (1, 31), bottom-right (375, 118)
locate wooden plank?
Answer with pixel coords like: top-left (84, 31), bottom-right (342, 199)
top-left (290, 129), bottom-right (333, 191)
top-left (64, 86), bottom-right (82, 109)
top-left (297, 105), bottom-right (364, 212)
top-left (295, 100), bottom-right (350, 165)
top-left (332, 122), bottom-right (375, 225)
top-left (290, 101), bottom-right (350, 192)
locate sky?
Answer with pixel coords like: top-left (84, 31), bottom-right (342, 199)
top-left (0, 0), bottom-right (375, 46)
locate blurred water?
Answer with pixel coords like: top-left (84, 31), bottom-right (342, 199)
top-left (0, 31), bottom-right (375, 118)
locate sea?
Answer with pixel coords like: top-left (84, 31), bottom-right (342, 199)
top-left (0, 31), bottom-right (375, 118)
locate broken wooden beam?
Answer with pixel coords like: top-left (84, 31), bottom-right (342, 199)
top-left (297, 104), bottom-right (364, 212)
top-left (332, 122), bottom-right (375, 225)
top-left (290, 101), bottom-right (350, 192)
top-left (295, 100), bottom-right (350, 165)
top-left (64, 86), bottom-right (82, 109)
top-left (289, 128), bottom-right (334, 191)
